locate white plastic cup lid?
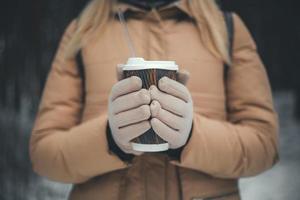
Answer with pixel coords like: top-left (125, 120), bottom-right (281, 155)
top-left (120, 57), bottom-right (179, 71)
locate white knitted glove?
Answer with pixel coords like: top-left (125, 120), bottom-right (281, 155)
top-left (108, 75), bottom-right (151, 155)
top-left (149, 76), bottom-right (193, 149)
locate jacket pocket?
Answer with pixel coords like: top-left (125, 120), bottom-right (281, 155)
top-left (178, 167), bottom-right (239, 200)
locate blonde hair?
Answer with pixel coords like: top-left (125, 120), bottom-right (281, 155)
top-left (65, 0), bottom-right (230, 64)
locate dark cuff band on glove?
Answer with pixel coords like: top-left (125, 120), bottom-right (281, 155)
top-left (167, 122), bottom-right (194, 162)
top-left (106, 121), bottom-right (134, 163)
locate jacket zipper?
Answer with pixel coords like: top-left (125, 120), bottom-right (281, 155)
top-left (118, 169), bottom-right (129, 200)
top-left (142, 156), bottom-right (147, 200)
top-left (164, 156), bottom-right (168, 200)
top-left (175, 165), bottom-right (183, 200)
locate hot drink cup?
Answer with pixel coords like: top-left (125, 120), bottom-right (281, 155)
top-left (119, 57), bottom-right (179, 152)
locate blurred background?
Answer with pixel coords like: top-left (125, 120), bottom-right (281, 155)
top-left (0, 0), bottom-right (300, 199)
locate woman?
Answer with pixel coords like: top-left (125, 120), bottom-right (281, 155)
top-left (30, 0), bottom-right (279, 199)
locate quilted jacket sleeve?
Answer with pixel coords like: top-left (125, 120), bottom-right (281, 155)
top-left (172, 13), bottom-right (279, 178)
top-left (29, 20), bottom-right (128, 184)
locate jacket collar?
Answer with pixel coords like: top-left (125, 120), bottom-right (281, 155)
top-left (112, 0), bottom-right (194, 19)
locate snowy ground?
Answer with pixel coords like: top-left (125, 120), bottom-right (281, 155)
top-left (1, 91), bottom-right (300, 199)
top-left (240, 92), bottom-right (300, 199)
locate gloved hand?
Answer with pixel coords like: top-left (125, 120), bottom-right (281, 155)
top-left (108, 75), bottom-right (151, 155)
top-left (149, 76), bottom-right (193, 149)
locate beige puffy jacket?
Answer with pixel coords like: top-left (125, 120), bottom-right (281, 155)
top-left (30, 0), bottom-right (279, 199)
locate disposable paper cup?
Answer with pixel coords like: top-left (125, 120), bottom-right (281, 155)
top-left (119, 57), bottom-right (179, 152)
